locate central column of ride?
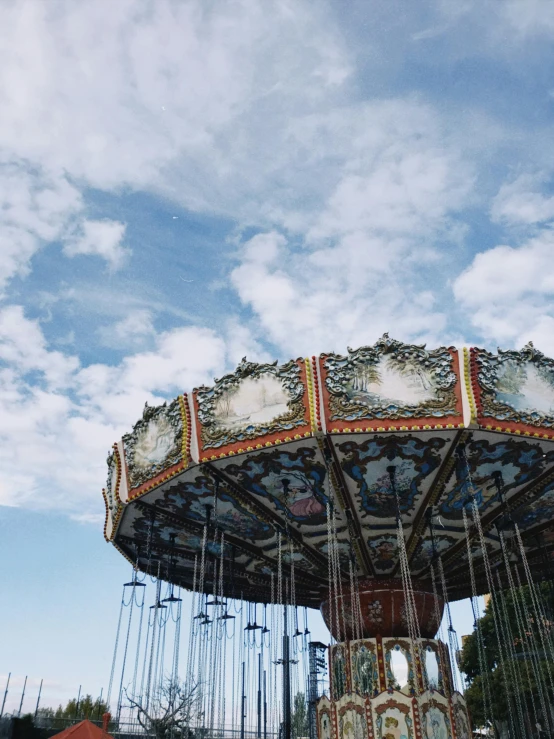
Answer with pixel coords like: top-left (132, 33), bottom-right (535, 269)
top-left (317, 578), bottom-right (471, 739)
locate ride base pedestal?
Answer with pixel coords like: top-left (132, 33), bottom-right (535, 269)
top-left (317, 637), bottom-right (471, 739)
top-left (317, 580), bottom-right (471, 739)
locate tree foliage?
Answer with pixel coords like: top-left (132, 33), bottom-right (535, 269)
top-left (459, 582), bottom-right (554, 733)
top-left (291, 692), bottom-right (309, 739)
top-left (35, 695), bottom-right (111, 729)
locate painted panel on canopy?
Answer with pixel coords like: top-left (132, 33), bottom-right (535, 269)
top-left (472, 343), bottom-right (554, 433)
top-left (216, 441), bottom-right (330, 529)
top-left (366, 533), bottom-right (399, 573)
top-left (123, 397), bottom-right (185, 491)
top-left (334, 433), bottom-right (451, 522)
top-left (246, 547), bottom-right (321, 576)
top-left (313, 538), bottom-right (352, 570)
top-left (410, 534), bottom-right (457, 576)
top-left (437, 432), bottom-right (554, 521)
top-left (145, 471), bottom-right (275, 543)
top-left (117, 507), bottom-right (285, 598)
top-left (444, 533), bottom-right (500, 572)
top-left (193, 357), bottom-right (312, 457)
top-left (511, 478), bottom-right (554, 531)
top-left (320, 335), bottom-right (462, 432)
top-left (126, 511), bottom-right (236, 559)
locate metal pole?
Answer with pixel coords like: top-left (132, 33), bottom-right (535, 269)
top-left (75, 685), bottom-right (81, 721)
top-left (283, 606), bottom-right (291, 739)
top-left (263, 670), bottom-right (267, 739)
top-left (257, 652), bottom-right (262, 739)
top-left (0, 673), bottom-right (10, 718)
top-left (18, 676), bottom-right (27, 717)
top-left (240, 661), bottom-right (245, 739)
top-left (34, 679), bottom-right (43, 720)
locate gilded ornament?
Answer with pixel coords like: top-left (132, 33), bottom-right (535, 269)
top-left (196, 357), bottom-right (307, 449)
top-left (324, 334), bottom-right (459, 422)
top-left (123, 397), bottom-right (183, 488)
top-left (475, 342), bottom-right (554, 428)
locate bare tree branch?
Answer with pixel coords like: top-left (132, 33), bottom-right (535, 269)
top-left (125, 679), bottom-right (200, 739)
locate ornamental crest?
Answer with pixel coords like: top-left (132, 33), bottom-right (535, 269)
top-left (324, 335), bottom-right (459, 422)
top-left (105, 450), bottom-right (119, 516)
top-left (195, 357), bottom-right (306, 449)
top-left (123, 398), bottom-right (183, 489)
top-left (475, 342), bottom-right (554, 428)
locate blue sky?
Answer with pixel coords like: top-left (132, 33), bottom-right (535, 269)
top-left (1, 0), bottom-right (553, 714)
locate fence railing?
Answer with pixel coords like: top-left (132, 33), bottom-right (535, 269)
top-left (0, 715), bottom-right (279, 739)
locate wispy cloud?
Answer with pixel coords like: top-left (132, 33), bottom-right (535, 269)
top-left (63, 219), bottom-right (129, 270)
top-left (2, 0), bottom-right (554, 519)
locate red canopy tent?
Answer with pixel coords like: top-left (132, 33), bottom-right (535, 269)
top-left (49, 716), bottom-right (113, 739)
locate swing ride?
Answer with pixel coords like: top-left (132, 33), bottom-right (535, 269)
top-left (102, 335), bottom-right (554, 739)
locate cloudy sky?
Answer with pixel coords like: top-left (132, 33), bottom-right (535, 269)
top-left (1, 0), bottom-right (553, 713)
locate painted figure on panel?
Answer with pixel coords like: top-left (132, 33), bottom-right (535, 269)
top-left (376, 707), bottom-right (410, 739)
top-left (346, 354), bottom-right (439, 409)
top-left (494, 359), bottom-right (554, 416)
top-left (332, 645), bottom-right (347, 699)
top-left (352, 643), bottom-right (378, 696)
top-left (213, 374), bottom-right (291, 430)
top-left (424, 707), bottom-right (448, 739)
top-left (281, 471), bottom-right (325, 517)
top-left (133, 417), bottom-right (176, 468)
top-left (368, 536), bottom-right (398, 571)
top-left (224, 448), bottom-right (328, 525)
top-left (320, 713), bottom-right (332, 739)
top-left (339, 436), bottom-right (446, 519)
top-left (340, 710), bottom-right (365, 739)
top-left (440, 438), bottom-right (554, 520)
top-left (383, 715), bottom-right (408, 739)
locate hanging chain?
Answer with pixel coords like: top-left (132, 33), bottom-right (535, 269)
top-left (462, 506), bottom-right (494, 730)
top-left (468, 494), bottom-right (522, 738)
top-left (392, 469), bottom-right (424, 697)
top-left (437, 556), bottom-right (460, 694)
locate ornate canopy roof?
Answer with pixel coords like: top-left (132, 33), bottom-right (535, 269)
top-left (103, 336), bottom-right (554, 606)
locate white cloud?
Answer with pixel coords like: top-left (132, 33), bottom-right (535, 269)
top-left (0, 0), bottom-right (356, 309)
top-left (501, 0), bottom-right (554, 36)
top-left (0, 305), bottom-right (78, 388)
top-left (1, 0), bottom-right (550, 521)
top-left (96, 309), bottom-right (155, 348)
top-left (491, 173), bottom-right (554, 226)
top-left (0, 306), bottom-right (229, 514)
top-left (0, 0), bottom-right (350, 212)
top-left (453, 228), bottom-right (554, 352)
top-left (63, 219), bottom-right (129, 269)
top-left (0, 161), bottom-right (82, 291)
top-left (231, 100), bottom-right (474, 355)
top-left (232, 230), bottom-right (450, 357)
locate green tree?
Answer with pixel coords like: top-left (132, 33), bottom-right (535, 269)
top-left (35, 695), bottom-right (110, 730)
top-left (459, 583), bottom-right (554, 735)
top-left (291, 692), bottom-right (308, 739)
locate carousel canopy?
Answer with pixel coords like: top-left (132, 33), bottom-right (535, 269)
top-left (103, 335), bottom-right (554, 606)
